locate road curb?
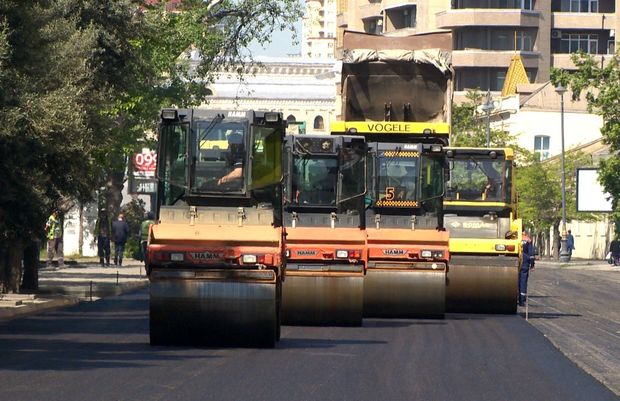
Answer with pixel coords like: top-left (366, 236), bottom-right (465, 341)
top-left (0, 281), bottom-right (149, 322)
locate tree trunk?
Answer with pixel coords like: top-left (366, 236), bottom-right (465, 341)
top-left (552, 221), bottom-right (561, 260)
top-left (0, 240), bottom-right (24, 293)
top-left (21, 240), bottom-right (39, 291)
top-left (107, 170), bottom-right (125, 218)
top-left (78, 202), bottom-right (84, 255)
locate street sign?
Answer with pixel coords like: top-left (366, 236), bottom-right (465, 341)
top-left (129, 149), bottom-right (158, 194)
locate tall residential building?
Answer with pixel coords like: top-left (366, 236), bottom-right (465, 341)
top-left (337, 0), bottom-right (619, 92)
top-left (303, 0), bottom-right (338, 59)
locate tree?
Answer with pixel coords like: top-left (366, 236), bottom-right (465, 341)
top-left (0, 0), bottom-right (302, 292)
top-left (516, 150), bottom-right (596, 258)
top-left (551, 51), bottom-right (620, 232)
top-left (451, 90), bottom-right (519, 149)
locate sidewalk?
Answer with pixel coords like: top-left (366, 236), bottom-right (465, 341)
top-left (0, 258), bottom-right (149, 322)
top-left (534, 257), bottom-right (620, 271)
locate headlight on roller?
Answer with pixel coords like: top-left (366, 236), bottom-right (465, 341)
top-left (495, 244), bottom-right (507, 251)
top-left (336, 250), bottom-right (349, 258)
top-left (170, 253), bottom-right (184, 262)
top-left (421, 250), bottom-right (432, 258)
top-left (242, 254), bottom-right (258, 264)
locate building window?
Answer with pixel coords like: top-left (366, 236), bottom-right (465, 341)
top-left (560, 0), bottom-right (598, 12)
top-left (560, 33), bottom-right (598, 54)
top-left (403, 6), bottom-right (416, 28)
top-left (495, 71), bottom-right (506, 91)
top-left (287, 115), bottom-right (296, 124)
top-left (456, 0), bottom-right (533, 9)
top-left (387, 6), bottom-right (416, 30)
top-left (364, 17), bottom-right (383, 34)
top-left (534, 135), bottom-right (550, 161)
top-left (313, 116), bottom-right (325, 130)
top-left (516, 31), bottom-right (534, 51)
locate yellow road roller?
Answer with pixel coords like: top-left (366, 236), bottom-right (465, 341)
top-left (444, 147), bottom-right (521, 314)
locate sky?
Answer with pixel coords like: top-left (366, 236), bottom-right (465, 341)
top-left (247, 21), bottom-right (302, 58)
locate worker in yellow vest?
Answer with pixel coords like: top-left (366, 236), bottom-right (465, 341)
top-left (44, 210), bottom-right (64, 269)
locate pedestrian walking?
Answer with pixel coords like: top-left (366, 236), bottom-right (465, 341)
top-left (566, 230), bottom-right (575, 261)
top-left (139, 211), bottom-right (155, 265)
top-left (95, 208), bottom-right (112, 267)
top-left (519, 230), bottom-right (535, 307)
top-left (112, 212), bottom-right (129, 266)
top-left (44, 210), bottom-right (64, 269)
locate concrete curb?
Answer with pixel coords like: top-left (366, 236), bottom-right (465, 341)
top-left (0, 259), bottom-right (148, 322)
top-left (0, 295), bottom-right (80, 322)
top-left (37, 281), bottom-right (149, 300)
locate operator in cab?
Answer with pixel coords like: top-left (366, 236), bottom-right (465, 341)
top-left (218, 132), bottom-right (244, 187)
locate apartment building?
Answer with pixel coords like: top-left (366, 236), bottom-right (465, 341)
top-left (302, 0), bottom-right (338, 59)
top-left (336, 0), bottom-right (619, 92)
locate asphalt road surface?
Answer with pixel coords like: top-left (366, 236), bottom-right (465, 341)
top-left (526, 266), bottom-right (620, 396)
top-left (0, 288), bottom-right (617, 401)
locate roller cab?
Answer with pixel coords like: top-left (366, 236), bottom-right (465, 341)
top-left (444, 147), bottom-right (521, 313)
top-left (281, 135), bottom-right (367, 326)
top-left (147, 109), bottom-right (286, 347)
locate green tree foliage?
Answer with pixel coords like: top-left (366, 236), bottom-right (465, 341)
top-left (0, 0), bottom-right (302, 292)
top-left (551, 51), bottom-right (620, 229)
top-left (516, 149), bottom-right (597, 257)
top-left (451, 90), bottom-right (519, 149)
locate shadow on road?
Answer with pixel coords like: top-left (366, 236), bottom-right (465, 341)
top-left (363, 319), bottom-right (447, 328)
top-left (277, 337), bottom-right (387, 349)
top-left (519, 311), bottom-right (581, 319)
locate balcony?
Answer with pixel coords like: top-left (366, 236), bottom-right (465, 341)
top-left (552, 53), bottom-right (614, 69)
top-left (552, 12), bottom-right (617, 30)
top-left (359, 2), bottom-right (382, 20)
top-left (453, 50), bottom-right (540, 68)
top-left (337, 11), bottom-right (348, 28)
top-left (436, 9), bottom-right (540, 28)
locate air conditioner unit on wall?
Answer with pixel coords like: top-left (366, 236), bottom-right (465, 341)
top-left (551, 30), bottom-right (562, 39)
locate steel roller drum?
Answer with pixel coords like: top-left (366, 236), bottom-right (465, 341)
top-left (363, 269), bottom-right (446, 318)
top-left (150, 273), bottom-right (277, 347)
top-left (446, 255), bottom-right (519, 314)
top-left (281, 274), bottom-right (363, 326)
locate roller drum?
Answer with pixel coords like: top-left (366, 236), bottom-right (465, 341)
top-left (282, 275), bottom-right (363, 326)
top-left (363, 269), bottom-right (445, 318)
top-left (150, 277), bottom-right (277, 347)
top-left (446, 255), bottom-right (519, 314)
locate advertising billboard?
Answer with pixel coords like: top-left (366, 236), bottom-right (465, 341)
top-left (576, 168), bottom-right (613, 213)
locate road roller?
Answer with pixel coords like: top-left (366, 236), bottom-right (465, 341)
top-left (331, 30), bottom-right (454, 318)
top-left (146, 108), bottom-right (286, 347)
top-left (281, 134), bottom-right (367, 326)
top-left (444, 147), bottom-right (521, 314)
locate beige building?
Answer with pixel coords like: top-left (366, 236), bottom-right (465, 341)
top-left (200, 57), bottom-right (337, 136)
top-left (337, 0), bottom-right (619, 93)
top-left (303, 0), bottom-right (338, 59)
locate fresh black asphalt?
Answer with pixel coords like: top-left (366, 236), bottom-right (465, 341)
top-left (0, 288), bottom-right (617, 401)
